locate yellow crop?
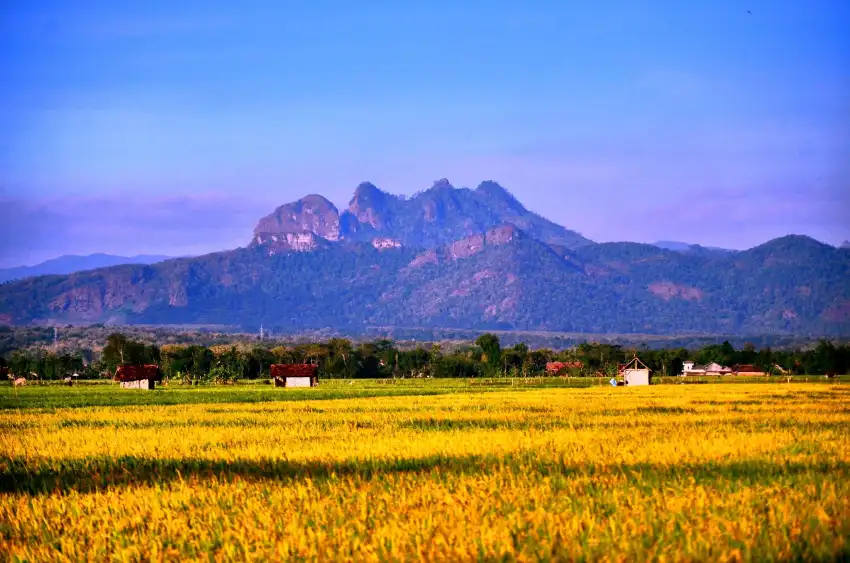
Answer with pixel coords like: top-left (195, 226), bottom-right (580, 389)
top-left (1, 383), bottom-right (848, 561)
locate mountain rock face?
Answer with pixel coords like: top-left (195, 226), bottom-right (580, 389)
top-left (253, 232), bottom-right (328, 254)
top-left (346, 182), bottom-right (393, 230)
top-left (1, 182), bottom-right (848, 336)
top-left (251, 180), bottom-right (591, 255)
top-left (252, 194), bottom-right (341, 244)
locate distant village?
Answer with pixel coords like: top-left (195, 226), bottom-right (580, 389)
top-left (2, 327), bottom-right (846, 388)
top-left (680, 361), bottom-right (784, 377)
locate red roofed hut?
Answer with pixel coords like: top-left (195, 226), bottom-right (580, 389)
top-left (732, 364), bottom-right (767, 376)
top-left (271, 364), bottom-right (319, 388)
top-left (115, 364), bottom-right (162, 390)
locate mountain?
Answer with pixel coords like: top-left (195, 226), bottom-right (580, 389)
top-left (253, 194), bottom-right (341, 244)
top-left (250, 180), bottom-right (591, 251)
top-left (841, 241), bottom-right (850, 249)
top-left (0, 254), bottom-right (174, 283)
top-left (0, 183), bottom-right (848, 335)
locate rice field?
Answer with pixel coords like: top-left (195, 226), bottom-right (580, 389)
top-left (1, 381), bottom-right (848, 561)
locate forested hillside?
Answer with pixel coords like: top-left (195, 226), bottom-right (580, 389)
top-left (1, 183), bottom-right (848, 336)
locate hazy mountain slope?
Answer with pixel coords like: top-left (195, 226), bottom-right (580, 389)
top-left (0, 254), bottom-right (173, 283)
top-left (653, 241), bottom-right (734, 255)
top-left (1, 228), bottom-right (847, 335)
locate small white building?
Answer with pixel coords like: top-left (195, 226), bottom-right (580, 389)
top-left (115, 365), bottom-right (161, 390)
top-left (270, 364), bottom-right (319, 388)
top-left (620, 356), bottom-right (651, 386)
top-left (120, 379), bottom-right (156, 390)
top-left (682, 361), bottom-right (732, 376)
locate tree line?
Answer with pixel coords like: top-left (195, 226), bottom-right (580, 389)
top-left (2, 333), bottom-right (848, 382)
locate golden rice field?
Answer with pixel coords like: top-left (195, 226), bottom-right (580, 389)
top-left (1, 381), bottom-right (849, 561)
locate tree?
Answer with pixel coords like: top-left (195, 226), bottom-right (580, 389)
top-left (475, 333), bottom-right (501, 377)
top-left (189, 346), bottom-right (213, 381)
top-left (716, 341), bottom-right (734, 365)
top-left (433, 353), bottom-right (477, 378)
top-left (428, 344), bottom-right (443, 378)
top-left (741, 342), bottom-right (757, 364)
top-left (325, 338), bottom-right (356, 379)
top-left (160, 344), bottom-right (190, 381)
top-left (669, 357), bottom-right (684, 377)
top-left (397, 348), bottom-right (429, 377)
top-left (353, 342), bottom-right (383, 378)
top-left (101, 333), bottom-right (153, 374)
top-left (208, 364), bottom-right (238, 384)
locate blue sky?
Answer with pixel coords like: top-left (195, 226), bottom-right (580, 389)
top-left (1, 0), bottom-right (848, 266)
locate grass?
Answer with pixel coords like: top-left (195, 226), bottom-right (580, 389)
top-left (3, 375), bottom-right (845, 411)
top-left (1, 380), bottom-right (849, 561)
top-left (0, 377), bottom-right (620, 410)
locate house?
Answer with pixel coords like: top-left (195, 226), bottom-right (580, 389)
top-left (704, 362), bottom-right (733, 375)
top-left (271, 364), bottom-right (319, 387)
top-left (545, 361), bottom-right (583, 375)
top-left (681, 361), bottom-right (704, 376)
top-left (115, 365), bottom-right (162, 390)
top-left (682, 361), bottom-right (732, 376)
top-left (619, 356), bottom-right (651, 386)
top-left (732, 364), bottom-right (767, 376)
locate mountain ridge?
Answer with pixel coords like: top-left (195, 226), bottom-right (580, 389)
top-left (251, 180), bottom-right (592, 253)
top-left (652, 241), bottom-right (736, 254)
top-left (0, 254), bottom-right (175, 284)
top-left (1, 182), bottom-right (847, 336)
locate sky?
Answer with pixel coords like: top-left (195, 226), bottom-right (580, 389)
top-left (1, 0), bottom-right (849, 267)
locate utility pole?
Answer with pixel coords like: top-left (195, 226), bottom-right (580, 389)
top-left (259, 324), bottom-right (264, 341)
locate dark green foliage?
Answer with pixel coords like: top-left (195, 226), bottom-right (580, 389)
top-left (432, 354), bottom-right (479, 378)
top-left (101, 333), bottom-right (159, 373)
top-left (6, 332), bottom-right (849, 384)
top-left (6, 349), bottom-right (92, 380)
top-left (475, 333), bottom-right (502, 376)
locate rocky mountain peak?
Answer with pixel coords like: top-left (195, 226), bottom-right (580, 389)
top-left (252, 194), bottom-right (340, 243)
top-left (475, 180), bottom-right (526, 213)
top-left (475, 180), bottom-right (509, 197)
top-left (348, 182), bottom-right (395, 230)
top-left (350, 182), bottom-right (385, 204)
top-left (429, 178), bottom-right (454, 191)
top-left (251, 178), bottom-right (593, 253)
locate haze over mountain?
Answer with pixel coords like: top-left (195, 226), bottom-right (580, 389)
top-left (652, 241), bottom-right (735, 254)
top-left (0, 254), bottom-right (174, 284)
top-left (1, 181), bottom-right (847, 337)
